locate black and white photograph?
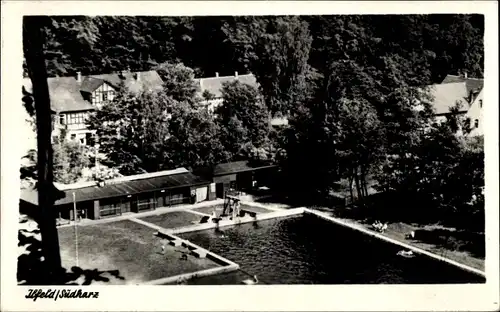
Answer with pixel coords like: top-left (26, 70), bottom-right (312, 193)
top-left (1, 1), bottom-right (499, 311)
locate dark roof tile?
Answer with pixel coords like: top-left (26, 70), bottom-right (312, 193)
top-left (213, 160), bottom-right (276, 176)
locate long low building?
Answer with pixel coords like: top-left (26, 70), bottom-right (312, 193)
top-left (20, 168), bottom-right (215, 221)
top-left (195, 160), bottom-right (279, 198)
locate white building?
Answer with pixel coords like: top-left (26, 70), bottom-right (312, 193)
top-left (195, 72), bottom-right (258, 113)
top-left (22, 70), bottom-right (164, 148)
top-left (427, 73), bottom-right (484, 136)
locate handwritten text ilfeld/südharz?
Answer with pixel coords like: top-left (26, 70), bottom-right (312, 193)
top-left (25, 289), bottom-right (99, 301)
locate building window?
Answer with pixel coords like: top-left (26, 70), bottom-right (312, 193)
top-left (474, 119), bottom-right (479, 128)
top-left (93, 90), bottom-right (115, 105)
top-left (66, 112), bottom-right (87, 125)
top-left (59, 114), bottom-right (65, 125)
top-left (479, 100), bottom-right (483, 108)
top-left (70, 134), bottom-right (76, 140)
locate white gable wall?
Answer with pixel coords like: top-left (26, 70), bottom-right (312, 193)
top-left (92, 82), bottom-right (116, 108)
top-left (466, 89), bottom-right (484, 136)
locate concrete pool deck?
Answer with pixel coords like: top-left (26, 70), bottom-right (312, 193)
top-left (57, 219), bottom-right (222, 285)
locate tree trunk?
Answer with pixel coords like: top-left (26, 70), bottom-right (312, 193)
top-left (363, 174), bottom-right (369, 198)
top-left (360, 166), bottom-right (369, 198)
top-left (23, 16), bottom-right (63, 283)
top-left (354, 166), bottom-right (363, 205)
top-left (348, 168), bottom-right (355, 204)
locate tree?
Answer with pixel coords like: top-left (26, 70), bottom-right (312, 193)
top-left (155, 62), bottom-right (200, 105)
top-left (202, 89), bottom-right (215, 102)
top-left (88, 62), bottom-right (228, 174)
top-left (23, 15), bottom-right (63, 283)
top-left (165, 103), bottom-right (229, 170)
top-left (222, 16), bottom-right (315, 115)
top-left (42, 17), bottom-right (101, 76)
top-left (88, 89), bottom-right (173, 174)
top-left (53, 141), bottom-right (91, 184)
top-left (281, 16), bottom-right (436, 204)
top-left (22, 141), bottom-right (91, 185)
top-left (336, 98), bottom-right (385, 203)
top-left (217, 80), bottom-right (271, 159)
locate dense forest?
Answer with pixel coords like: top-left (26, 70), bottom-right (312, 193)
top-left (28, 15), bottom-right (484, 83)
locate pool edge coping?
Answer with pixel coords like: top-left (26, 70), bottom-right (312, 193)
top-left (143, 232), bottom-right (240, 285)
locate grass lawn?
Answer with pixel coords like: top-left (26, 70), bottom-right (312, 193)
top-left (339, 217), bottom-right (485, 271)
top-left (192, 205), bottom-right (224, 215)
top-left (192, 204), bottom-right (274, 215)
top-left (58, 219), bottom-right (219, 284)
top-left (138, 211), bottom-right (203, 229)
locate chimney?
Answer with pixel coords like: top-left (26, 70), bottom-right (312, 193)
top-left (77, 72), bottom-right (82, 83)
top-left (215, 72), bottom-right (219, 78)
top-left (235, 71), bottom-right (238, 78)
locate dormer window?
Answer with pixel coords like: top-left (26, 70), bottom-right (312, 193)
top-left (92, 83), bottom-right (116, 105)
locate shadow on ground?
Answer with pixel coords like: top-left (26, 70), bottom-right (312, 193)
top-left (323, 192), bottom-right (485, 260)
top-left (18, 223), bottom-right (125, 285)
top-left (411, 228), bottom-right (485, 259)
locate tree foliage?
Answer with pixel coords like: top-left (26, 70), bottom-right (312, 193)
top-left (155, 62), bottom-right (200, 105)
top-left (32, 15), bottom-right (483, 84)
top-left (53, 141), bottom-right (91, 184)
top-left (23, 14), bottom-right (485, 232)
top-left (222, 16), bottom-right (315, 115)
top-left (217, 80), bottom-right (272, 160)
top-left (88, 64), bottom-right (228, 174)
top-left (88, 89), bottom-right (173, 174)
top-left (21, 141), bottom-right (91, 185)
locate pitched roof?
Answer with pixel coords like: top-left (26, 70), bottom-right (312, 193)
top-left (20, 169), bottom-right (209, 206)
top-left (441, 75), bottom-right (484, 95)
top-left (23, 77), bottom-right (95, 113)
top-left (428, 82), bottom-right (469, 115)
top-left (79, 77), bottom-right (107, 93)
top-left (91, 71), bottom-right (164, 93)
top-left (196, 74), bottom-right (258, 98)
top-left (213, 160), bottom-right (277, 176)
top-left (22, 70), bottom-right (164, 113)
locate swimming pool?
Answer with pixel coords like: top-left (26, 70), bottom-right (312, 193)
top-left (179, 214), bottom-right (485, 284)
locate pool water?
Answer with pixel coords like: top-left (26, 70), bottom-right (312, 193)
top-left (179, 215), bottom-right (485, 284)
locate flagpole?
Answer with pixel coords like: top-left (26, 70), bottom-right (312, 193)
top-left (73, 192), bottom-right (79, 267)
